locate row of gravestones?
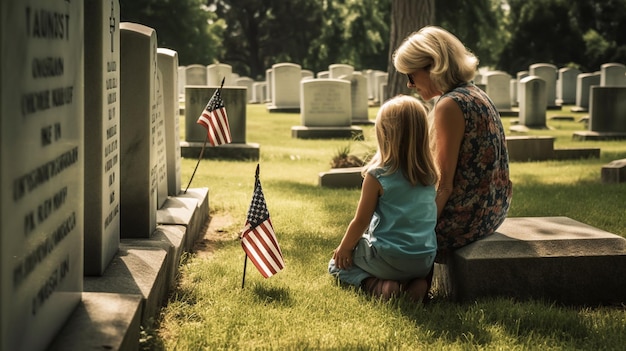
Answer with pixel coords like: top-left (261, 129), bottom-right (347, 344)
top-left (0, 1), bottom-right (212, 350)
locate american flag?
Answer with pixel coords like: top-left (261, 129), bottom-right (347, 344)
top-left (196, 84), bottom-right (232, 146)
top-left (241, 165), bottom-right (285, 278)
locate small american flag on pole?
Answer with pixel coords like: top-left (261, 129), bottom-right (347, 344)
top-left (241, 164), bottom-right (285, 278)
top-left (196, 78), bottom-right (231, 146)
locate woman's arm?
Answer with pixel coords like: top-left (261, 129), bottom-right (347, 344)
top-left (433, 97), bottom-right (465, 218)
top-left (333, 172), bottom-right (381, 269)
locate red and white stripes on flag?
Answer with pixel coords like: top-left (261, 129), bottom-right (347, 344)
top-left (241, 165), bottom-right (285, 278)
top-left (196, 87), bottom-right (232, 146)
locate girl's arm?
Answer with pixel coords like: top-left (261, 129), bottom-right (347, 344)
top-left (333, 172), bottom-right (381, 269)
top-left (433, 97), bottom-right (465, 218)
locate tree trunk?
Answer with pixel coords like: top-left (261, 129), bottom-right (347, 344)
top-left (386, 0), bottom-right (435, 100)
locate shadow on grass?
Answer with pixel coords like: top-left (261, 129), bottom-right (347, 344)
top-left (251, 284), bottom-right (294, 306)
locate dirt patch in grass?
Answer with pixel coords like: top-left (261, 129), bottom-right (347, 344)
top-left (193, 212), bottom-right (240, 258)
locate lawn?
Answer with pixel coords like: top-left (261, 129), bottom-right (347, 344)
top-left (144, 103), bottom-right (626, 350)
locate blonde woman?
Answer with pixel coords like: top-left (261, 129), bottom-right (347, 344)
top-left (329, 95), bottom-right (438, 302)
top-left (393, 26), bottom-right (512, 263)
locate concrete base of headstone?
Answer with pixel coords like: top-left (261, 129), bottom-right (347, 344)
top-left (499, 109), bottom-right (519, 117)
top-left (319, 167), bottom-right (364, 188)
top-left (291, 126), bottom-right (364, 140)
top-left (351, 119), bottom-right (374, 126)
top-left (507, 136), bottom-right (555, 161)
top-left (601, 158), bottom-right (626, 183)
top-left (570, 106), bottom-right (588, 113)
top-left (47, 292), bottom-right (143, 351)
top-left (180, 141), bottom-right (260, 160)
top-left (572, 131), bottom-right (626, 141)
top-left (432, 216), bottom-right (626, 305)
top-left (266, 105), bottom-right (300, 113)
top-left (549, 115), bottom-right (575, 121)
top-left (552, 148), bottom-right (600, 160)
top-left (509, 124), bottom-right (550, 133)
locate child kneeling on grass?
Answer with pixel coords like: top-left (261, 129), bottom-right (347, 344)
top-left (329, 95), bottom-right (438, 303)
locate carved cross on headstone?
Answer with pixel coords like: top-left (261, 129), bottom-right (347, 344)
top-left (109, 0), bottom-right (115, 52)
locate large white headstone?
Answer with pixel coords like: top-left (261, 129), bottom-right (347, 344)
top-left (185, 64), bottom-right (207, 86)
top-left (329, 64), bottom-right (354, 79)
top-left (300, 79), bottom-right (352, 127)
top-left (83, 0), bottom-right (121, 276)
top-left (600, 63), bottom-right (626, 87)
top-left (573, 72), bottom-right (601, 111)
top-left (207, 63), bottom-right (233, 87)
top-left (1, 1), bottom-right (84, 350)
top-left (518, 76), bottom-right (547, 128)
top-left (158, 48), bottom-right (182, 196)
top-left (484, 71), bottom-right (512, 110)
top-left (119, 22), bottom-right (159, 238)
top-left (589, 86), bottom-right (626, 133)
top-left (556, 67), bottom-right (581, 105)
top-left (269, 63), bottom-right (302, 110)
top-left (529, 63), bottom-right (558, 107)
top-left (340, 73), bottom-right (369, 123)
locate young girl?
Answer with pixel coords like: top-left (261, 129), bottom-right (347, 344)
top-left (328, 95), bottom-right (438, 302)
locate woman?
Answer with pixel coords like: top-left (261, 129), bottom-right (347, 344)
top-left (393, 26), bottom-right (512, 262)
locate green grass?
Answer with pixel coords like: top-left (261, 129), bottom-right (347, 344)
top-left (143, 104), bottom-right (626, 350)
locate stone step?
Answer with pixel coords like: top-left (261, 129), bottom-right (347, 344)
top-left (433, 216), bottom-right (626, 305)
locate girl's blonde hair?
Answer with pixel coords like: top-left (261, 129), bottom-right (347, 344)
top-left (364, 95), bottom-right (438, 186)
top-left (393, 26), bottom-right (478, 93)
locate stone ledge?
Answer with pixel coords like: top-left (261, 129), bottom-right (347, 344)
top-left (433, 216), bottom-right (626, 305)
top-left (291, 126), bottom-right (364, 140)
top-left (601, 158), bottom-right (626, 183)
top-left (180, 141), bottom-right (260, 161)
top-left (318, 167), bottom-right (363, 188)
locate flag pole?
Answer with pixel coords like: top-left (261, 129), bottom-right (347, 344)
top-left (241, 254), bottom-right (248, 289)
top-left (183, 77), bottom-right (226, 194)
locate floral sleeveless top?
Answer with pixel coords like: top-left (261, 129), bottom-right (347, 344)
top-left (435, 83), bottom-right (512, 251)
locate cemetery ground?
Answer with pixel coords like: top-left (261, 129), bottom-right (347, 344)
top-left (143, 104), bottom-right (626, 350)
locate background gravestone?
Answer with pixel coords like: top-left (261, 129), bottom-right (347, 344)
top-left (517, 76), bottom-right (547, 129)
top-left (484, 71), bottom-right (512, 111)
top-left (340, 73), bottom-right (370, 124)
top-left (185, 64), bottom-right (207, 86)
top-left (588, 86), bottom-right (626, 133)
top-left (556, 67), bottom-right (581, 105)
top-left (300, 79), bottom-right (352, 127)
top-left (155, 69), bottom-right (168, 208)
top-left (529, 63), bottom-right (558, 108)
top-left (119, 22), bottom-right (159, 238)
top-left (83, 0), bottom-right (121, 276)
top-left (600, 63), bottom-right (626, 86)
top-left (329, 64), bottom-right (354, 79)
top-left (1, 1), bottom-right (84, 350)
top-left (207, 63), bottom-right (233, 87)
top-left (572, 72), bottom-right (601, 112)
top-left (268, 63), bottom-right (302, 112)
top-left (157, 48), bottom-right (182, 196)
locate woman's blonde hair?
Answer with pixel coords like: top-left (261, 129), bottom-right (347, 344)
top-left (393, 26), bottom-right (478, 93)
top-left (364, 95), bottom-right (438, 186)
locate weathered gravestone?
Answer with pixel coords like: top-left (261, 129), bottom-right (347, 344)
top-left (329, 63), bottom-right (354, 79)
top-left (529, 63), bottom-right (559, 109)
top-left (512, 75), bottom-right (547, 131)
top-left (600, 62), bottom-right (626, 86)
top-left (484, 71), bottom-right (514, 114)
top-left (157, 48), bottom-right (182, 196)
top-left (1, 1), bottom-right (84, 350)
top-left (207, 63), bottom-right (232, 87)
top-left (83, 0), bottom-right (121, 276)
top-left (119, 22), bottom-right (161, 238)
top-left (432, 217), bottom-right (626, 305)
top-left (374, 72), bottom-right (388, 104)
top-left (571, 72), bottom-right (600, 113)
top-left (235, 76), bottom-right (254, 102)
top-left (340, 72), bottom-right (371, 125)
top-left (573, 86), bottom-right (626, 140)
top-left (292, 79), bottom-right (363, 139)
top-left (251, 81), bottom-right (266, 104)
top-left (267, 62), bottom-right (302, 113)
top-left (556, 67), bottom-right (581, 105)
top-left (177, 66), bottom-right (186, 100)
top-left (265, 68), bottom-right (273, 103)
top-left (181, 86), bottom-right (259, 160)
top-left (515, 70), bottom-right (529, 105)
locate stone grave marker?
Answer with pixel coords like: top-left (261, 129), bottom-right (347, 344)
top-left (529, 63), bottom-right (558, 108)
top-left (207, 63), bottom-right (232, 87)
top-left (157, 48), bottom-right (182, 196)
top-left (516, 70), bottom-right (529, 104)
top-left (509, 78), bottom-right (518, 107)
top-left (268, 63), bottom-right (301, 112)
top-left (1, 1), bottom-right (84, 350)
top-left (185, 64), bottom-right (207, 86)
top-left (340, 72), bottom-right (370, 124)
top-left (251, 82), bottom-right (266, 104)
top-left (374, 72), bottom-right (388, 104)
top-left (588, 86), bottom-right (626, 134)
top-left (83, 0), bottom-right (121, 276)
top-left (556, 67), bottom-right (580, 105)
top-left (265, 68), bottom-right (273, 103)
top-left (119, 22), bottom-right (159, 238)
top-left (177, 66), bottom-right (186, 100)
top-left (516, 76), bottom-right (547, 130)
top-left (600, 63), bottom-right (626, 86)
top-left (572, 72), bottom-right (601, 112)
top-left (484, 71), bottom-right (512, 111)
top-left (329, 63), bottom-right (354, 79)
top-left (155, 70), bottom-right (168, 209)
top-left (317, 71), bottom-right (330, 79)
top-left (301, 69), bottom-right (314, 80)
top-left (235, 76), bottom-right (254, 102)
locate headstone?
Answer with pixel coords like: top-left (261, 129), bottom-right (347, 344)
top-left (184, 64), bottom-right (207, 86)
top-left (517, 76), bottom-right (547, 129)
top-left (374, 72), bottom-right (388, 104)
top-left (317, 71), bottom-right (329, 79)
top-left (329, 64), bottom-right (354, 79)
top-left (1, 1), bottom-right (84, 350)
top-left (177, 66), bottom-right (186, 100)
top-left (207, 63), bottom-right (232, 87)
top-left (600, 63), bottom-right (626, 87)
top-left (157, 48), bottom-right (182, 196)
top-left (265, 68), bottom-right (272, 102)
top-left (83, 0), bottom-right (121, 276)
top-left (293, 79), bottom-right (363, 139)
top-left (572, 72), bottom-right (601, 112)
top-left (300, 79), bottom-right (352, 127)
top-left (516, 70), bottom-right (529, 104)
top-left (556, 67), bottom-right (581, 105)
top-left (155, 70), bottom-right (168, 209)
top-left (509, 78), bottom-right (518, 107)
top-left (268, 63), bottom-right (301, 112)
top-left (340, 73), bottom-right (369, 124)
top-left (484, 71), bottom-right (512, 110)
top-left (529, 63), bottom-right (558, 108)
top-left (588, 86), bottom-right (626, 133)
top-left (301, 69), bottom-right (314, 80)
top-left (119, 22), bottom-right (159, 238)
top-left (251, 82), bottom-right (266, 104)
top-left (235, 77), bottom-right (254, 102)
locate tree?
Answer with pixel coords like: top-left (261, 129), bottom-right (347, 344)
top-left (386, 0), bottom-right (434, 99)
top-left (119, 0), bottom-right (224, 65)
